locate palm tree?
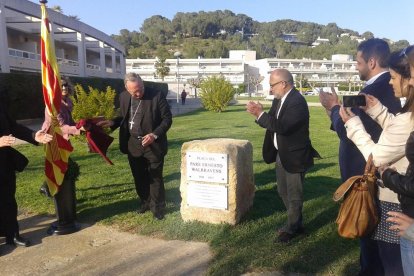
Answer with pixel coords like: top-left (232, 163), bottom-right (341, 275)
top-left (154, 57), bottom-right (170, 81)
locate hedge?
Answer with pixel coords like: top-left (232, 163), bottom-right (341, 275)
top-left (0, 72), bottom-right (168, 120)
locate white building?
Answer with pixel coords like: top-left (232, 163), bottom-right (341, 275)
top-left (0, 0), bottom-right (125, 79)
top-left (126, 50), bottom-right (361, 96)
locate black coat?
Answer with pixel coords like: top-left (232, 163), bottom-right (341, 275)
top-left (111, 87), bottom-right (172, 158)
top-left (258, 88), bottom-right (319, 173)
top-left (0, 102), bottom-right (37, 177)
top-left (382, 131), bottom-right (414, 218)
top-left (0, 102), bottom-right (38, 236)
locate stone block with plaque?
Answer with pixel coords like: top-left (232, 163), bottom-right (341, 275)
top-left (180, 138), bottom-right (255, 225)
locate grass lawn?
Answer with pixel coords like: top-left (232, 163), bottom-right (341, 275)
top-left (15, 104), bottom-right (359, 275)
top-left (303, 95), bottom-right (320, 103)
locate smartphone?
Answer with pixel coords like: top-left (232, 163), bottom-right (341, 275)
top-left (343, 95), bottom-right (366, 107)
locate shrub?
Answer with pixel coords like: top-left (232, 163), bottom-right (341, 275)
top-left (199, 75), bottom-right (235, 112)
top-left (71, 84), bottom-right (117, 122)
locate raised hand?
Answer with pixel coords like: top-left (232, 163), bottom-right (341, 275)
top-left (339, 106), bottom-right (356, 123)
top-left (34, 130), bottom-right (53, 144)
top-left (246, 101), bottom-right (264, 118)
top-left (0, 134), bottom-right (16, 147)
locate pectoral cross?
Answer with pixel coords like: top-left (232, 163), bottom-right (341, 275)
top-left (129, 120), bottom-right (134, 130)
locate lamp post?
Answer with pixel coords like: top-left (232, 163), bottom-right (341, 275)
top-left (327, 67), bottom-right (332, 87)
top-left (299, 62), bottom-right (304, 93)
top-left (174, 51), bottom-right (181, 103)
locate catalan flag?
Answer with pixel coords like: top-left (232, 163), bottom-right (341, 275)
top-left (40, 1), bottom-right (73, 196)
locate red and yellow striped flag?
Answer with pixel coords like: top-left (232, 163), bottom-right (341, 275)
top-left (40, 1), bottom-right (73, 196)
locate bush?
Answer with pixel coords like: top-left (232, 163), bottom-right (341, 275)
top-left (199, 75), bottom-right (235, 112)
top-left (71, 85), bottom-right (117, 122)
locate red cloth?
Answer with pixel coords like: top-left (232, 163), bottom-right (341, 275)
top-left (76, 118), bottom-right (114, 165)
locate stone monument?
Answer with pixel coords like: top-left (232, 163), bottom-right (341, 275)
top-left (180, 138), bottom-right (255, 225)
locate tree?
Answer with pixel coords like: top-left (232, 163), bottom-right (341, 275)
top-left (187, 76), bottom-right (203, 98)
top-left (249, 75), bottom-right (264, 95)
top-left (141, 15), bottom-right (173, 45)
top-left (51, 6), bottom-right (80, 20)
top-left (154, 57), bottom-right (170, 81)
top-left (199, 76), bottom-right (235, 112)
top-left (361, 31), bottom-right (374, 40)
top-left (51, 5), bottom-right (62, 13)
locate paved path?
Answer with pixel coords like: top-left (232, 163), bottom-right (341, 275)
top-left (0, 214), bottom-right (212, 275)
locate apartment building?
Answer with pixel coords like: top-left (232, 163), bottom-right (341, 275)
top-left (126, 50), bottom-right (362, 96)
top-left (0, 0), bottom-right (125, 79)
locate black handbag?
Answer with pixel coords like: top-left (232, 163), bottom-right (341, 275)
top-left (10, 147), bottom-right (29, 172)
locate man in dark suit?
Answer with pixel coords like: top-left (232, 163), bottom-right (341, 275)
top-left (0, 98), bottom-right (52, 247)
top-left (98, 73), bottom-right (172, 220)
top-left (319, 38), bottom-right (401, 275)
top-left (247, 69), bottom-right (319, 243)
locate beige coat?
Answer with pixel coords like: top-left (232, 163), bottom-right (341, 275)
top-left (345, 102), bottom-right (413, 203)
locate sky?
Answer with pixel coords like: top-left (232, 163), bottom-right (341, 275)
top-left (30, 0), bottom-right (414, 44)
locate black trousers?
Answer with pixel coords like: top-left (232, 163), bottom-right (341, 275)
top-left (0, 171), bottom-right (18, 238)
top-left (127, 152), bottom-right (165, 213)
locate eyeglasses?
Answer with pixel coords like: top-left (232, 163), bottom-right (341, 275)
top-left (269, 80), bottom-right (286, 88)
top-left (400, 45), bottom-right (414, 59)
top-left (62, 83), bottom-right (68, 88)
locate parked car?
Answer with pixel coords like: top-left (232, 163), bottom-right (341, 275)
top-left (304, 90), bottom-right (318, 96)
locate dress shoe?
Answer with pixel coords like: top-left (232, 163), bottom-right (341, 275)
top-left (277, 226), bottom-right (305, 234)
top-left (137, 204), bottom-right (150, 214)
top-left (296, 226), bottom-right (305, 234)
top-left (153, 212), bottom-right (165, 220)
top-left (39, 183), bottom-right (51, 198)
top-left (277, 231), bottom-right (295, 243)
top-left (6, 234), bottom-right (31, 247)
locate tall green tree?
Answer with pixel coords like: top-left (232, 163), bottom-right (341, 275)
top-left (154, 57), bottom-right (170, 81)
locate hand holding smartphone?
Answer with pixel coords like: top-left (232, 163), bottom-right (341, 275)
top-left (342, 95), bottom-right (366, 107)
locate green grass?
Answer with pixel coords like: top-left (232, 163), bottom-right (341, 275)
top-left (15, 105), bottom-right (359, 275)
top-left (303, 95), bottom-right (321, 103)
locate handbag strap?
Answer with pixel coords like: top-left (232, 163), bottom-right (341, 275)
top-left (364, 154), bottom-right (376, 176)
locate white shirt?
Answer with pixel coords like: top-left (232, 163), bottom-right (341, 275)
top-left (364, 71), bottom-right (388, 86)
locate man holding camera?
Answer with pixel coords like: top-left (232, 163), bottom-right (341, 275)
top-left (319, 38), bottom-right (401, 275)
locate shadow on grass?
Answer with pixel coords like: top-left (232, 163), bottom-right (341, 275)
top-left (207, 175), bottom-right (354, 275)
top-left (77, 182), bottom-right (131, 192)
top-left (77, 198), bottom-right (138, 222)
top-left (279, 201), bottom-right (359, 275)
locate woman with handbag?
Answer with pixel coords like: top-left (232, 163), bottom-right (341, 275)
top-left (378, 45), bottom-right (414, 276)
top-left (0, 93), bottom-right (52, 247)
top-left (339, 49), bottom-right (414, 275)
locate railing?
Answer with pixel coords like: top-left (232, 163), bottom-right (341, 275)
top-left (9, 48), bottom-right (40, 61)
top-left (56, 57), bottom-right (79, 67)
top-left (86, 63), bottom-right (100, 70)
top-left (9, 48), bottom-right (81, 67)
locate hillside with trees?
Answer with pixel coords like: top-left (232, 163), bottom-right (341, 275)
top-left (111, 10), bottom-right (410, 60)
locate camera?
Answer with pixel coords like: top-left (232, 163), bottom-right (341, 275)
top-left (343, 95), bottom-right (366, 107)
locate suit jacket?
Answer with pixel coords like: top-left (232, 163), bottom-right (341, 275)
top-left (258, 88), bottom-right (319, 173)
top-left (111, 87), bottom-right (172, 158)
top-left (0, 102), bottom-right (37, 177)
top-left (330, 72), bottom-right (401, 181)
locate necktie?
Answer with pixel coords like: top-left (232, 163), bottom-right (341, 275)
top-left (275, 100), bottom-right (281, 119)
